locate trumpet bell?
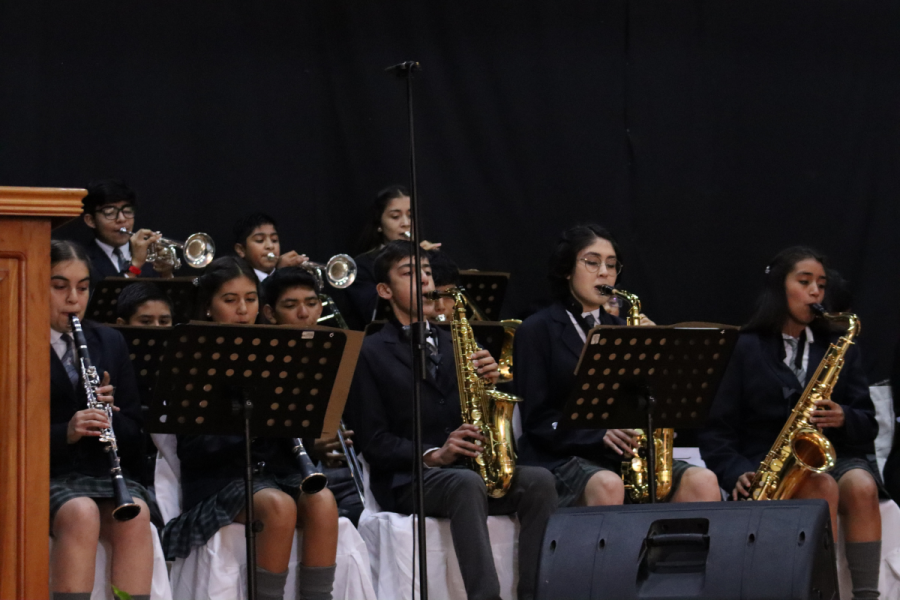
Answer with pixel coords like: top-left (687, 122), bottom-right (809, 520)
top-left (324, 254), bottom-right (357, 289)
top-left (182, 233), bottom-right (216, 268)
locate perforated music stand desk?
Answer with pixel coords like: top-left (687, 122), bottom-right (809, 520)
top-left (88, 276), bottom-right (198, 324)
top-left (563, 323), bottom-right (739, 503)
top-left (148, 322), bottom-right (363, 600)
top-left (111, 325), bottom-right (172, 409)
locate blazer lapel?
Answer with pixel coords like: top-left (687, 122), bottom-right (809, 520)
top-left (435, 328), bottom-right (458, 396)
top-left (757, 334), bottom-right (803, 398)
top-left (804, 337), bottom-right (827, 387)
top-left (550, 303), bottom-right (585, 361)
top-left (382, 321), bottom-right (415, 376)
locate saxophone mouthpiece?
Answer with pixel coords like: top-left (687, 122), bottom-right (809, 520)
top-left (810, 303), bottom-right (826, 317)
top-left (597, 284), bottom-right (615, 296)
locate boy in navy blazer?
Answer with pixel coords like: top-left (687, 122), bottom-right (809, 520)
top-left (347, 241), bottom-right (557, 600)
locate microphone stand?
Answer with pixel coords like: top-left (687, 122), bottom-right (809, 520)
top-left (387, 59), bottom-right (429, 600)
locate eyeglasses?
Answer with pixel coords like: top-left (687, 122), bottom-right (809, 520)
top-left (96, 205), bottom-right (135, 220)
top-left (579, 257), bottom-right (623, 275)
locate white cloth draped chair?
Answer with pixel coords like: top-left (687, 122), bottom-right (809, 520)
top-left (48, 522), bottom-right (173, 600)
top-left (356, 455), bottom-right (520, 600)
top-left (152, 433), bottom-right (377, 600)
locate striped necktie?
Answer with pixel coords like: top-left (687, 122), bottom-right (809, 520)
top-left (60, 334), bottom-right (80, 387)
top-left (113, 247), bottom-right (129, 272)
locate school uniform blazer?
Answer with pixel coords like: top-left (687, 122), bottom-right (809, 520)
top-left (86, 239), bottom-right (156, 286)
top-left (882, 339), bottom-right (900, 499)
top-left (346, 249), bottom-right (379, 326)
top-left (346, 319), bottom-right (463, 511)
top-left (50, 320), bottom-right (144, 480)
top-left (513, 301), bottom-right (626, 471)
top-left (698, 330), bottom-right (877, 494)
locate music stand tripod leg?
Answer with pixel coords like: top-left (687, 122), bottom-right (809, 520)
top-left (242, 396), bottom-right (259, 600)
top-left (643, 392), bottom-right (658, 505)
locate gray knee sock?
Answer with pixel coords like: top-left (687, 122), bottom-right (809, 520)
top-left (298, 563), bottom-right (336, 600)
top-left (52, 594), bottom-right (92, 600)
top-left (845, 540), bottom-right (881, 600)
top-left (256, 566), bottom-right (289, 600)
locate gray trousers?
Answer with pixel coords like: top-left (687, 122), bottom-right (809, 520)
top-left (391, 465), bottom-right (558, 600)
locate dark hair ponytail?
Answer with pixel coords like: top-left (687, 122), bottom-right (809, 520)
top-left (743, 246), bottom-right (828, 336)
top-left (194, 256), bottom-right (259, 320)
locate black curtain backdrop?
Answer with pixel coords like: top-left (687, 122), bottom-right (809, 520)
top-left (2, 1), bottom-right (898, 380)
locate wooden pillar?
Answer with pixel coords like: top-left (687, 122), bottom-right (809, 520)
top-left (0, 186), bottom-right (85, 600)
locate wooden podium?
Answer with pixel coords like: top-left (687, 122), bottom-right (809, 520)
top-left (0, 186), bottom-right (85, 600)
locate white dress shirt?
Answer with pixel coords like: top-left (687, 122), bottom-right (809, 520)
top-left (95, 238), bottom-right (131, 271)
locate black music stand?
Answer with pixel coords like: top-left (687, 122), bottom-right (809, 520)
top-left (148, 322), bottom-right (362, 600)
top-left (563, 324), bottom-right (740, 503)
top-left (87, 276), bottom-right (198, 324)
top-left (112, 325), bottom-right (174, 485)
top-left (458, 270), bottom-right (509, 320)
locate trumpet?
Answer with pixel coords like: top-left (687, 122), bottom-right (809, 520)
top-left (70, 315), bottom-right (141, 521)
top-left (263, 253), bottom-right (357, 290)
top-left (119, 228), bottom-right (215, 270)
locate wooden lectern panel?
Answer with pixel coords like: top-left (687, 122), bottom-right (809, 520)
top-left (0, 187), bottom-right (84, 600)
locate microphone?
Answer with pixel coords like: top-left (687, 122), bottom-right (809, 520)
top-left (385, 61), bottom-right (421, 75)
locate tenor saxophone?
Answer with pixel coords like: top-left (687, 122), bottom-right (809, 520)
top-left (745, 304), bottom-right (855, 501)
top-left (428, 288), bottom-right (520, 498)
top-left (598, 285), bottom-right (675, 503)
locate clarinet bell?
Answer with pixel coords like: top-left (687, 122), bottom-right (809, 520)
top-left (300, 471), bottom-right (328, 495)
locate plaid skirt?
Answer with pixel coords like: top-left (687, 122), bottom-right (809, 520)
top-left (829, 455), bottom-right (891, 500)
top-left (50, 473), bottom-right (162, 528)
top-left (161, 473), bottom-right (303, 560)
top-left (552, 456), bottom-right (693, 507)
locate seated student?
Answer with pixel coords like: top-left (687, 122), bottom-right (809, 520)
top-left (81, 179), bottom-right (172, 283)
top-left (427, 249), bottom-right (462, 322)
top-left (348, 186), bottom-right (441, 326)
top-left (115, 282), bottom-right (174, 327)
top-left (514, 224), bottom-right (722, 508)
top-left (233, 212), bottom-right (308, 282)
top-left (261, 267), bottom-right (365, 526)
top-left (699, 246), bottom-right (883, 600)
top-left (162, 257), bottom-right (339, 600)
top-left (346, 240), bottom-right (557, 600)
top-left (49, 240), bottom-right (156, 600)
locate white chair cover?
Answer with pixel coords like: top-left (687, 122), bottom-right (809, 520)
top-left (152, 433), bottom-right (377, 600)
top-left (356, 455), bottom-right (520, 600)
top-left (49, 522), bottom-right (173, 600)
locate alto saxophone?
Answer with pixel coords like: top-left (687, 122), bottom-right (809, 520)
top-left (745, 304), bottom-right (854, 500)
top-left (429, 288), bottom-right (520, 498)
top-left (598, 285), bottom-right (675, 503)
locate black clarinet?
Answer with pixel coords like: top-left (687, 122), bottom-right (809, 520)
top-left (292, 438), bottom-right (327, 494)
top-left (70, 315), bottom-right (141, 522)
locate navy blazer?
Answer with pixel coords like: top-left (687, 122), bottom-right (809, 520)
top-left (86, 239), bottom-right (156, 286)
top-left (345, 249), bottom-right (379, 327)
top-left (513, 301), bottom-right (625, 471)
top-left (883, 340), bottom-right (900, 499)
top-left (51, 321), bottom-right (145, 480)
top-left (346, 320), bottom-right (463, 511)
top-left (699, 330), bottom-right (877, 494)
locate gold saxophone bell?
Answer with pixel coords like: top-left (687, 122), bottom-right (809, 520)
top-left (119, 228), bottom-right (215, 270)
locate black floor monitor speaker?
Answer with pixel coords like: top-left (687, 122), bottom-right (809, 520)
top-left (536, 500), bottom-right (837, 600)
